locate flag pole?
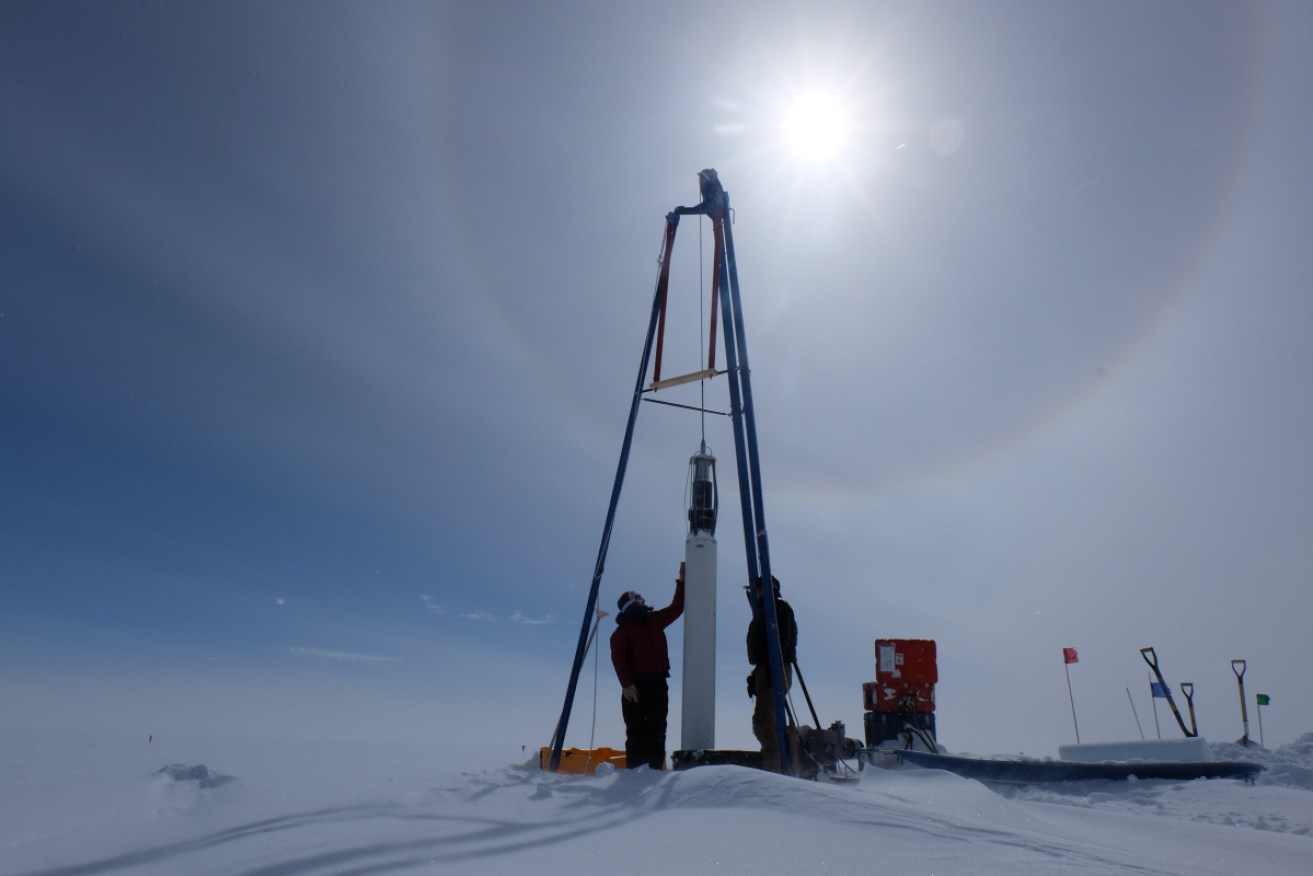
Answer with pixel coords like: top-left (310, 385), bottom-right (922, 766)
top-left (1064, 652), bottom-right (1080, 744)
top-left (1126, 687), bottom-right (1145, 740)
top-left (1257, 696), bottom-right (1265, 747)
top-left (1149, 674), bottom-right (1161, 739)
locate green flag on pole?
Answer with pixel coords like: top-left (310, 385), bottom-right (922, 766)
top-left (1256, 693), bottom-right (1271, 706)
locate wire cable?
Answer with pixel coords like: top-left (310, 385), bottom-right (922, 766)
top-left (589, 625), bottom-right (599, 749)
top-left (699, 215), bottom-right (707, 444)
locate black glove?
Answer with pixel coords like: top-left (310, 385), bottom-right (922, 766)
top-left (746, 672), bottom-right (755, 698)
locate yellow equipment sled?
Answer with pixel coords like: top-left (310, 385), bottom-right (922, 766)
top-left (539, 747), bottom-right (626, 774)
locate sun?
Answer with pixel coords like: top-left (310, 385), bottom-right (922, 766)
top-left (779, 89), bottom-right (853, 164)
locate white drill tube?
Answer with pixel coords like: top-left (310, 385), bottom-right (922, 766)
top-left (680, 533), bottom-right (717, 751)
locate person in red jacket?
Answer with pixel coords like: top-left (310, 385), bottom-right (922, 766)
top-left (610, 562), bottom-right (686, 770)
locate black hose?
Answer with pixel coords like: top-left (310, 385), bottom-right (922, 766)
top-left (792, 661), bottom-right (823, 729)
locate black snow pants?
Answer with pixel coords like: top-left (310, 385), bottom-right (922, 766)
top-left (621, 677), bottom-right (669, 770)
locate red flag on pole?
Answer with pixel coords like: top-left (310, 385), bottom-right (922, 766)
top-left (1062, 647), bottom-right (1081, 742)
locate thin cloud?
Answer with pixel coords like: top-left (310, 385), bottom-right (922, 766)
top-left (510, 610), bottom-right (556, 625)
top-left (288, 646), bottom-right (401, 664)
top-left (419, 594), bottom-right (449, 616)
top-left (1066, 170), bottom-right (1115, 196)
top-left (460, 610), bottom-right (496, 622)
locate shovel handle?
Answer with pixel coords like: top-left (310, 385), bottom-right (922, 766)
top-left (1232, 659), bottom-right (1246, 681)
top-left (1140, 647), bottom-right (1159, 672)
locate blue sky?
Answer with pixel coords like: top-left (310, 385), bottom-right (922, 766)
top-left (3, 1), bottom-right (1311, 755)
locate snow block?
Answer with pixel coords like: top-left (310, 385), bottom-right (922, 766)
top-left (1058, 737), bottom-right (1213, 764)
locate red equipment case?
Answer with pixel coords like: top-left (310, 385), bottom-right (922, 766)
top-left (864, 639), bottom-right (937, 713)
top-left (876, 638), bottom-right (937, 684)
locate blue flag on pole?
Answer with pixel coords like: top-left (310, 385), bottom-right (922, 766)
top-left (1151, 682), bottom-right (1167, 698)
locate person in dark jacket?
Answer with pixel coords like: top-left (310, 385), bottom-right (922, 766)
top-left (746, 575), bottom-right (797, 772)
top-left (610, 563), bottom-right (686, 769)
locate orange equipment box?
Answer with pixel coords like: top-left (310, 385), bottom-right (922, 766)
top-left (538, 747), bottom-right (627, 774)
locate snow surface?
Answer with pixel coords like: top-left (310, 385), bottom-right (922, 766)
top-left (1, 730), bottom-right (1310, 876)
